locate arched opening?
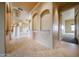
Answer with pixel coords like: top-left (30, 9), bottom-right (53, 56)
top-left (32, 13), bottom-right (39, 31)
top-left (40, 9), bottom-right (50, 30)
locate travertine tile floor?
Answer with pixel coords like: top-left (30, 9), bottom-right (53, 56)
top-left (6, 36), bottom-right (79, 57)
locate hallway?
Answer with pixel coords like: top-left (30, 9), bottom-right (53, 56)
top-left (6, 34), bottom-right (79, 57)
top-left (3, 2), bottom-right (79, 57)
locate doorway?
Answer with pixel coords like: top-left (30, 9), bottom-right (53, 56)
top-left (60, 8), bottom-right (78, 44)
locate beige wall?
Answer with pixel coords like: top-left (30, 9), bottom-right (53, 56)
top-left (76, 13), bottom-right (79, 44)
top-left (31, 2), bottom-right (53, 31)
top-left (0, 3), bottom-right (5, 56)
top-left (30, 3), bottom-right (53, 48)
top-left (75, 5), bottom-right (79, 44)
top-left (53, 5), bottom-right (59, 42)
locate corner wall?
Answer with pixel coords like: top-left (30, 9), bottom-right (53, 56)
top-left (53, 5), bottom-right (59, 47)
top-left (0, 3), bottom-right (5, 56)
top-left (75, 5), bottom-right (79, 44)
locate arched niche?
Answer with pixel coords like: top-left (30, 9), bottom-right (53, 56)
top-left (41, 9), bottom-right (50, 18)
top-left (40, 9), bottom-right (51, 30)
top-left (32, 12), bottom-right (40, 31)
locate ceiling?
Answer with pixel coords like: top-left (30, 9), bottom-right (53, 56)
top-left (53, 2), bottom-right (79, 10)
top-left (11, 2), bottom-right (38, 12)
top-left (53, 2), bottom-right (68, 7)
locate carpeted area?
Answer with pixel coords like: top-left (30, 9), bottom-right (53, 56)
top-left (61, 33), bottom-right (77, 44)
top-left (62, 37), bottom-right (76, 44)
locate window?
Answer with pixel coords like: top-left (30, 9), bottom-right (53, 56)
top-left (71, 24), bottom-right (75, 31)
